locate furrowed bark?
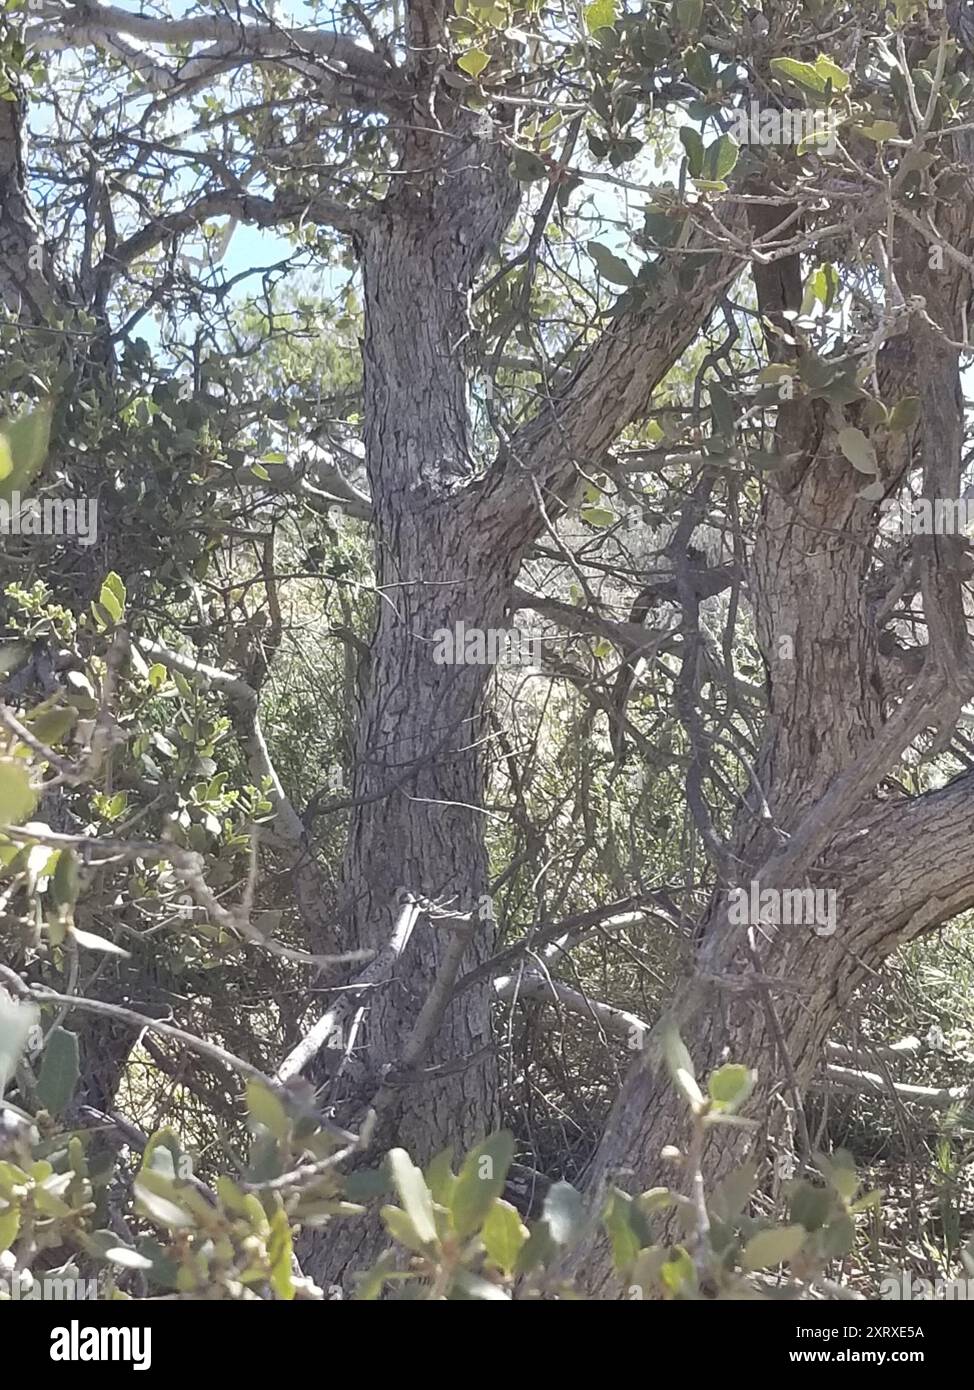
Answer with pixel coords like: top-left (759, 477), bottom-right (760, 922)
top-left (0, 60), bottom-right (51, 319)
top-left (301, 112), bottom-right (521, 1285)
top-left (563, 185), bottom-right (974, 1294)
top-left (305, 156), bottom-right (744, 1294)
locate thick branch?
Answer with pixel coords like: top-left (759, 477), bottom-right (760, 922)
top-left (480, 205), bottom-right (747, 521)
top-left (110, 188), bottom-right (363, 272)
top-left (28, 2), bottom-right (394, 90)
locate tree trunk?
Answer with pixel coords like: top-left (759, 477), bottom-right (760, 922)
top-left (564, 186), bottom-right (974, 1295)
top-left (0, 79), bottom-right (51, 317)
top-left (303, 120), bottom-right (522, 1286)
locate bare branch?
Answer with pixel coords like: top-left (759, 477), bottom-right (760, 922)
top-left (28, 1), bottom-right (396, 92)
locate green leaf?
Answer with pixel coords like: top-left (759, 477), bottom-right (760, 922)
top-left (143, 1128), bottom-right (183, 1179)
top-left (387, 1148), bottom-right (438, 1246)
top-left (245, 1080), bottom-right (291, 1141)
top-left (71, 927), bottom-right (131, 957)
top-left (267, 1205), bottom-right (295, 1299)
top-left (833, 425), bottom-right (872, 475)
top-left (770, 57), bottom-right (828, 94)
top-left (0, 402), bottom-right (53, 502)
top-left (134, 1170), bottom-right (195, 1230)
top-left (0, 642), bottom-right (29, 680)
top-left (838, 426), bottom-right (878, 475)
top-left (817, 1150), bottom-right (860, 1201)
top-left (424, 1147), bottom-right (457, 1206)
top-left (343, 1166), bottom-right (389, 1202)
top-left (679, 126), bottom-right (704, 177)
top-left (510, 147), bottom-right (547, 182)
top-left (580, 505), bottom-right (618, 527)
top-left (34, 1171), bottom-right (73, 1217)
top-left (685, 43), bottom-right (713, 89)
top-left (789, 1181), bottom-right (833, 1232)
top-left (797, 126), bottom-right (835, 156)
top-left (642, 210), bottom-right (682, 250)
top-left (603, 1188), bottom-right (642, 1271)
top-left (708, 1063), bottom-right (754, 1111)
top-left (742, 1223), bottom-right (807, 1270)
top-left (814, 54), bottom-right (850, 92)
top-left (757, 362), bottom-right (798, 384)
top-left (821, 378), bottom-right (866, 406)
top-left (635, 1186), bottom-right (678, 1215)
top-left (36, 1027), bottom-right (80, 1115)
top-left (674, 0), bottom-right (703, 32)
top-left (514, 1219), bottom-right (556, 1275)
top-left (50, 847), bottom-right (79, 911)
top-left (661, 1023), bottom-right (701, 1107)
top-left (0, 1203), bottom-right (21, 1252)
top-left (702, 134), bottom-right (739, 181)
top-left (710, 1161), bottom-right (758, 1224)
top-left (543, 1179), bottom-right (586, 1245)
top-left (676, 1068), bottom-right (704, 1106)
top-left (458, 49), bottom-right (490, 79)
top-left (0, 759), bottom-right (38, 826)
top-left (587, 241), bottom-right (635, 287)
top-left (353, 1249), bottom-right (407, 1301)
top-left (629, 1245), bottom-right (666, 1296)
top-left (820, 1212), bottom-right (856, 1258)
top-left (660, 1244), bottom-right (696, 1296)
top-left (98, 572), bottom-right (126, 624)
top-left (803, 262), bottom-right (839, 313)
top-left (482, 1199), bottom-right (528, 1274)
top-left (856, 120), bottom-right (900, 143)
top-left (849, 1188), bottom-right (883, 1215)
top-left (584, 0), bottom-right (617, 33)
top-left (104, 1246), bottom-right (154, 1271)
top-left (889, 396), bottom-right (921, 432)
top-left (380, 1203), bottom-right (433, 1254)
top-left (0, 994), bottom-right (39, 1093)
top-left (709, 383), bottom-right (736, 440)
top-left (450, 1131), bottom-right (515, 1237)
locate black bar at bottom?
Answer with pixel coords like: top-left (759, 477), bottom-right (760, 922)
top-left (4, 1295), bottom-right (964, 1378)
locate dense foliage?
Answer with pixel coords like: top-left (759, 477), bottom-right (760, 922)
top-left (3, 0), bottom-right (974, 1300)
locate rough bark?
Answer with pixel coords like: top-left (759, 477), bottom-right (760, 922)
top-left (563, 766), bottom-right (974, 1297)
top-left (301, 108), bottom-right (523, 1282)
top-left (0, 70), bottom-right (51, 317)
top-left (303, 149), bottom-right (746, 1294)
top-left (559, 156), bottom-right (974, 1291)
